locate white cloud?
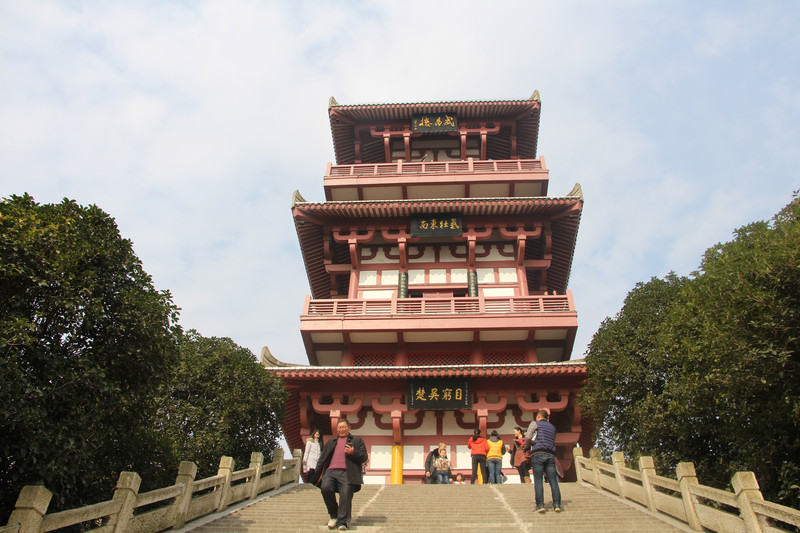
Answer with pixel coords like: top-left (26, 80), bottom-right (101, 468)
top-left (1, 0), bottom-right (798, 364)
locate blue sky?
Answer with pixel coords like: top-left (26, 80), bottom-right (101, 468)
top-left (1, 1), bottom-right (798, 365)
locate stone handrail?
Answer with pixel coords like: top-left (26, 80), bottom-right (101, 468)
top-left (2, 448), bottom-right (302, 533)
top-left (573, 446), bottom-right (800, 533)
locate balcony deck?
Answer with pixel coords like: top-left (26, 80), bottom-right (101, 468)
top-left (303, 293), bottom-right (572, 317)
top-left (323, 158), bottom-right (549, 201)
top-left (299, 293), bottom-right (578, 365)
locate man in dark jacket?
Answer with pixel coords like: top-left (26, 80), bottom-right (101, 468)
top-left (525, 409), bottom-right (562, 513)
top-left (307, 419), bottom-right (368, 531)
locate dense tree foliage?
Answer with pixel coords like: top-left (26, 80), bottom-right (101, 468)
top-left (580, 194), bottom-right (800, 508)
top-left (1, 196), bottom-right (289, 523)
top-left (0, 195), bottom-right (181, 520)
top-left (150, 330), bottom-right (287, 480)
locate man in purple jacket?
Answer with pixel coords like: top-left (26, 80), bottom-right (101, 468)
top-left (307, 419), bottom-right (368, 531)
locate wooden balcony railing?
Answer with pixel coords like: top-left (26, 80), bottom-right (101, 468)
top-left (325, 158), bottom-right (545, 178)
top-left (303, 294), bottom-right (573, 317)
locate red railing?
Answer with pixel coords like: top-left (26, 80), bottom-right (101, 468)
top-left (325, 158), bottom-right (545, 178)
top-left (303, 294), bottom-right (573, 317)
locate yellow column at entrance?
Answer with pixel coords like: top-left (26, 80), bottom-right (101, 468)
top-left (391, 445), bottom-right (403, 484)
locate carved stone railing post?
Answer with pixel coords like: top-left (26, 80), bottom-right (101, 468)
top-left (589, 448), bottom-right (602, 489)
top-left (173, 461), bottom-right (197, 529)
top-left (292, 449), bottom-right (303, 483)
top-left (676, 462), bottom-right (702, 531)
top-left (639, 456), bottom-right (657, 512)
top-left (109, 471), bottom-right (141, 533)
top-left (611, 452), bottom-right (626, 498)
top-left (6, 486), bottom-right (52, 533)
top-left (572, 445), bottom-right (584, 482)
top-left (271, 448), bottom-right (285, 489)
top-left (216, 456), bottom-right (235, 512)
top-left (248, 452), bottom-right (264, 500)
top-left (732, 471), bottom-right (765, 533)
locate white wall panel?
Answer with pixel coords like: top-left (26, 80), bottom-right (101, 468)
top-left (403, 445), bottom-right (425, 469)
top-left (450, 269), bottom-right (468, 283)
top-left (408, 269), bottom-right (426, 284)
top-left (476, 268), bottom-right (496, 284)
top-left (380, 270), bottom-right (399, 285)
top-left (498, 268), bottom-right (517, 282)
top-left (358, 271), bottom-right (378, 286)
top-left (429, 269), bottom-right (447, 284)
top-left (370, 445), bottom-right (394, 469)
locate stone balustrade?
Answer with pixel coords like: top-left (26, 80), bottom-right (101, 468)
top-left (573, 445), bottom-right (800, 533)
top-left (1, 448), bottom-right (301, 533)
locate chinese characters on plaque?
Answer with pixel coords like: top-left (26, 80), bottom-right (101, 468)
top-left (408, 378), bottom-right (472, 410)
top-left (412, 113), bottom-right (458, 134)
top-left (410, 213), bottom-right (463, 237)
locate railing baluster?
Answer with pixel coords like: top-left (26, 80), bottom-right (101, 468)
top-left (304, 294), bottom-right (577, 317)
top-left (327, 158), bottom-right (547, 178)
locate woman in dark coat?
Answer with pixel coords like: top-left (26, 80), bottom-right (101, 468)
top-left (510, 426), bottom-right (531, 483)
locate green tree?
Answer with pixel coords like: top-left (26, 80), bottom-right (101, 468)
top-left (151, 330), bottom-right (287, 479)
top-left (0, 195), bottom-right (181, 521)
top-left (580, 194), bottom-right (800, 508)
top-left (660, 194), bottom-right (800, 505)
top-left (579, 273), bottom-right (690, 462)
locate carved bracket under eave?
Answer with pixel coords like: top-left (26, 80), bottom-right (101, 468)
top-left (309, 393), bottom-right (364, 416)
top-left (514, 389), bottom-right (570, 413)
top-left (371, 395), bottom-right (418, 443)
top-left (471, 393), bottom-right (509, 414)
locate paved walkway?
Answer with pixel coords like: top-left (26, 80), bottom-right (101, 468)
top-left (184, 482), bottom-right (692, 532)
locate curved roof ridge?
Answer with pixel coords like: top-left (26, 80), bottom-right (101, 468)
top-left (329, 94), bottom-right (541, 109)
top-left (291, 195), bottom-right (583, 208)
top-left (269, 360), bottom-right (586, 371)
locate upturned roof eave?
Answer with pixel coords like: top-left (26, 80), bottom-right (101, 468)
top-left (268, 360), bottom-right (587, 379)
top-left (291, 195), bottom-right (583, 299)
top-left (328, 94), bottom-right (542, 165)
top-left (291, 194), bottom-right (582, 211)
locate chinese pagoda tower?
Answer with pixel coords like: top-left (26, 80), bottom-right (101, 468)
top-left (266, 93), bottom-right (590, 483)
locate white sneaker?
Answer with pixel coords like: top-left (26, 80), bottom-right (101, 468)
top-left (327, 518), bottom-right (338, 529)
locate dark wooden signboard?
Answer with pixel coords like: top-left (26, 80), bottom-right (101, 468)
top-left (410, 213), bottom-right (463, 237)
top-left (412, 113), bottom-right (458, 133)
top-left (408, 378), bottom-right (472, 410)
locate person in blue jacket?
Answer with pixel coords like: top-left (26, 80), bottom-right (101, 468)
top-left (525, 409), bottom-right (562, 513)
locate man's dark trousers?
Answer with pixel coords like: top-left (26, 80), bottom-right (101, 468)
top-left (532, 453), bottom-right (562, 509)
top-left (321, 469), bottom-right (354, 527)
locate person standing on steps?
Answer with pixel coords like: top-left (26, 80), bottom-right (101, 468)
top-left (467, 428), bottom-right (489, 484)
top-left (302, 428), bottom-right (323, 482)
top-left (509, 426), bottom-right (531, 483)
top-left (525, 410), bottom-right (562, 513)
top-left (486, 430), bottom-right (505, 484)
top-left (307, 419), bottom-right (368, 531)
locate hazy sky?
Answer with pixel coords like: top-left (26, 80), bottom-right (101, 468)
top-left (1, 1), bottom-right (798, 365)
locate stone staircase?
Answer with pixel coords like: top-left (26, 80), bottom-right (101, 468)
top-left (182, 482), bottom-right (692, 532)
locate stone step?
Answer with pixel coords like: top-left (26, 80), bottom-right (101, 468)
top-left (184, 482), bottom-right (691, 532)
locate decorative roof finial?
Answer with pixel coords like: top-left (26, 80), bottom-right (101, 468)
top-left (530, 90), bottom-right (541, 102)
top-left (329, 96), bottom-right (339, 108)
